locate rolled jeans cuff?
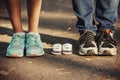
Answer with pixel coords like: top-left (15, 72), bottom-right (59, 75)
top-left (76, 25), bottom-right (97, 35)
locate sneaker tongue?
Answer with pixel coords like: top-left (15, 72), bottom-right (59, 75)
top-left (105, 29), bottom-right (110, 34)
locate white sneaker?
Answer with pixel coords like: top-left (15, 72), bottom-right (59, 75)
top-left (51, 43), bottom-right (62, 55)
top-left (62, 43), bottom-right (72, 54)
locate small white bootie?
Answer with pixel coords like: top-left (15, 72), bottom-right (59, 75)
top-left (51, 43), bottom-right (62, 55)
top-left (62, 43), bottom-right (72, 54)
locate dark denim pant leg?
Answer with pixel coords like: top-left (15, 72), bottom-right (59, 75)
top-left (96, 0), bottom-right (119, 31)
top-left (72, 0), bottom-right (97, 34)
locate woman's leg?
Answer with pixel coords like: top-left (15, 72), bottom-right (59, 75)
top-left (5, 0), bottom-right (23, 33)
top-left (27, 0), bottom-right (42, 33)
top-left (5, 0), bottom-right (25, 57)
top-left (26, 0), bottom-right (44, 57)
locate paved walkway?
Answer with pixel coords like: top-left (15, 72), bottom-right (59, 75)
top-left (0, 0), bottom-right (120, 80)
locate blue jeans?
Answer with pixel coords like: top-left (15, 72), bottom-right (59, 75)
top-left (72, 0), bottom-right (119, 34)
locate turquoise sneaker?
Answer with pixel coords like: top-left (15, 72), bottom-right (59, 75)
top-left (6, 33), bottom-right (25, 57)
top-left (25, 32), bottom-right (44, 57)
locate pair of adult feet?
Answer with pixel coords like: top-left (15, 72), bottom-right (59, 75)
top-left (6, 32), bottom-right (44, 57)
top-left (79, 29), bottom-right (117, 56)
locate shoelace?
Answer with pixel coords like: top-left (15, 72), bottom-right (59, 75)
top-left (11, 36), bottom-right (24, 47)
top-left (97, 31), bottom-right (116, 46)
top-left (27, 35), bottom-right (39, 46)
top-left (80, 31), bottom-right (95, 45)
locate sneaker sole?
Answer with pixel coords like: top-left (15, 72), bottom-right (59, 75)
top-left (99, 50), bottom-right (117, 56)
top-left (6, 53), bottom-right (23, 58)
top-left (99, 48), bottom-right (117, 56)
top-left (79, 48), bottom-right (98, 56)
top-left (26, 53), bottom-right (45, 57)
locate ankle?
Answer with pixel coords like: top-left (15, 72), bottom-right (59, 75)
top-left (27, 32), bottom-right (39, 35)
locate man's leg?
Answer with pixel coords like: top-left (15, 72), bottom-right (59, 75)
top-left (72, 0), bottom-right (96, 33)
top-left (72, 0), bottom-right (98, 55)
top-left (96, 0), bottom-right (119, 55)
top-left (96, 0), bottom-right (119, 30)
top-left (5, 0), bottom-right (25, 57)
top-left (26, 0), bottom-right (44, 57)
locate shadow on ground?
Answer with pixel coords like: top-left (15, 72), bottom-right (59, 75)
top-left (41, 55), bottom-right (120, 79)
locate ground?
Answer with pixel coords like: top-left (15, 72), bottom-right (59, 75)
top-left (0, 0), bottom-right (120, 80)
